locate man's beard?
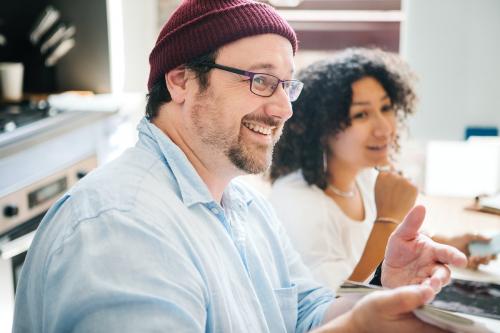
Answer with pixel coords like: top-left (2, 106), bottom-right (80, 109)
top-left (191, 101), bottom-right (282, 174)
top-left (226, 131), bottom-right (274, 174)
top-left (228, 112), bottom-right (284, 174)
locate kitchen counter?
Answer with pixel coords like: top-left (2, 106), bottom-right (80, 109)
top-left (0, 110), bottom-right (117, 159)
top-left (0, 110), bottom-right (118, 198)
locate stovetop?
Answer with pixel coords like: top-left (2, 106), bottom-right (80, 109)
top-left (0, 100), bottom-right (61, 134)
top-left (0, 99), bottom-right (118, 159)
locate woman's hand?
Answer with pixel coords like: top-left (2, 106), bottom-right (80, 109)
top-left (432, 234), bottom-right (495, 270)
top-left (375, 171), bottom-right (418, 223)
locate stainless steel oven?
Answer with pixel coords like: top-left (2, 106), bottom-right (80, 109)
top-left (0, 155), bottom-right (97, 286)
top-left (0, 156), bottom-right (97, 329)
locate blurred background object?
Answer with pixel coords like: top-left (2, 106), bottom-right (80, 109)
top-left (465, 126), bottom-right (499, 140)
top-left (425, 137), bottom-right (500, 197)
top-left (0, 63), bottom-right (24, 102)
top-left (1, 0), bottom-right (106, 94)
top-left (268, 0), bottom-right (304, 7)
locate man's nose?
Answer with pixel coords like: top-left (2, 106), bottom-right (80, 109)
top-left (264, 84), bottom-right (293, 121)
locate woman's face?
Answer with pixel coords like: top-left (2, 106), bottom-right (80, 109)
top-left (328, 76), bottom-right (397, 170)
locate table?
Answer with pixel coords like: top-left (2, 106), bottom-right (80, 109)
top-left (417, 195), bottom-right (500, 332)
top-left (418, 195), bottom-right (500, 236)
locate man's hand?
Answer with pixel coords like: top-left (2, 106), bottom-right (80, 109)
top-left (315, 285), bottom-right (449, 333)
top-left (375, 171), bottom-right (418, 222)
top-left (382, 206), bottom-right (467, 292)
top-left (316, 206), bottom-right (466, 333)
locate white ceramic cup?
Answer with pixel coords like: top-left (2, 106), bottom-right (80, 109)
top-left (0, 62), bottom-right (24, 101)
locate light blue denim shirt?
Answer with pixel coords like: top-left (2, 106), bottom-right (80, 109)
top-left (13, 118), bottom-right (334, 333)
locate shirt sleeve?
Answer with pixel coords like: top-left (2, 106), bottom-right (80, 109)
top-left (42, 208), bottom-right (208, 333)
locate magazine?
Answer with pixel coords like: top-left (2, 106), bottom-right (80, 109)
top-left (338, 281), bottom-right (493, 333)
top-left (431, 279), bottom-right (500, 320)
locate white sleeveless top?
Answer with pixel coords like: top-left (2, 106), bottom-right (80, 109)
top-left (270, 169), bottom-right (378, 291)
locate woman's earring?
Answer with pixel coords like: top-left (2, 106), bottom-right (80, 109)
top-left (323, 151), bottom-right (327, 173)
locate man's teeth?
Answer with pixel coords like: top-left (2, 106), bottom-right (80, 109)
top-left (243, 122), bottom-right (274, 135)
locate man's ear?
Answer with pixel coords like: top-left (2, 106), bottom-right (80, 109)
top-left (165, 66), bottom-right (188, 104)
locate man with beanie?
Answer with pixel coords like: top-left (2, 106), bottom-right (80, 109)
top-left (14, 1), bottom-right (466, 332)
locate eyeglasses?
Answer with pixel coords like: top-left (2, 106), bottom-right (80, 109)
top-left (200, 62), bottom-right (304, 102)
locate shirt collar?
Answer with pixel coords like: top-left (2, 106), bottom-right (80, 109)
top-left (136, 117), bottom-right (252, 208)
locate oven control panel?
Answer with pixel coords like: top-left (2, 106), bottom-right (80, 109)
top-left (0, 155), bottom-right (97, 236)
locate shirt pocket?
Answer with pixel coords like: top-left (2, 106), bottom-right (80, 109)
top-left (273, 283), bottom-right (298, 333)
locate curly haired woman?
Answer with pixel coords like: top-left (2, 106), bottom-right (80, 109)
top-left (269, 48), bottom-right (493, 291)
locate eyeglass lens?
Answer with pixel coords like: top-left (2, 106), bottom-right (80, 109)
top-left (251, 74), bottom-right (302, 102)
top-left (251, 74), bottom-right (276, 96)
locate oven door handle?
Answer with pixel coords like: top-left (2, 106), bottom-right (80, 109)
top-left (0, 231), bottom-right (36, 260)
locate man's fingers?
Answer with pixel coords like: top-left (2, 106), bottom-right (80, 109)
top-left (393, 205), bottom-right (426, 241)
top-left (369, 285), bottom-right (435, 316)
top-left (427, 265), bottom-right (451, 292)
top-left (434, 242), bottom-right (468, 268)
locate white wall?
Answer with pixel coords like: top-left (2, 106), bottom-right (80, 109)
top-left (107, 0), bottom-right (158, 94)
top-left (400, 0), bottom-right (500, 141)
top-left (121, 0), bottom-right (158, 93)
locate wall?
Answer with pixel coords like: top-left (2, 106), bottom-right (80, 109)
top-left (158, 0), bottom-right (181, 32)
top-left (401, 0), bottom-right (500, 141)
top-left (120, 0), bottom-right (157, 93)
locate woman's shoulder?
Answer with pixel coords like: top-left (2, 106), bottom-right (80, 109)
top-left (269, 171), bottom-right (332, 231)
top-left (269, 170), bottom-right (325, 209)
top-left (271, 170), bottom-right (321, 196)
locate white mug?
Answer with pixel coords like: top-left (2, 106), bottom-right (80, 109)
top-left (0, 62), bottom-right (24, 102)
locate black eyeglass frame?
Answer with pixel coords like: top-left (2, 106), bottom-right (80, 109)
top-left (199, 62), bottom-right (303, 102)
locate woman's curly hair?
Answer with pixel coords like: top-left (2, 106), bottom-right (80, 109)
top-left (270, 48), bottom-right (418, 189)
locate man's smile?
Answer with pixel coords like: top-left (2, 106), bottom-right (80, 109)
top-left (242, 120), bottom-right (276, 136)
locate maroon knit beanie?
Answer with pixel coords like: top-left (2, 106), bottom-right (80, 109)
top-left (147, 0), bottom-right (298, 92)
